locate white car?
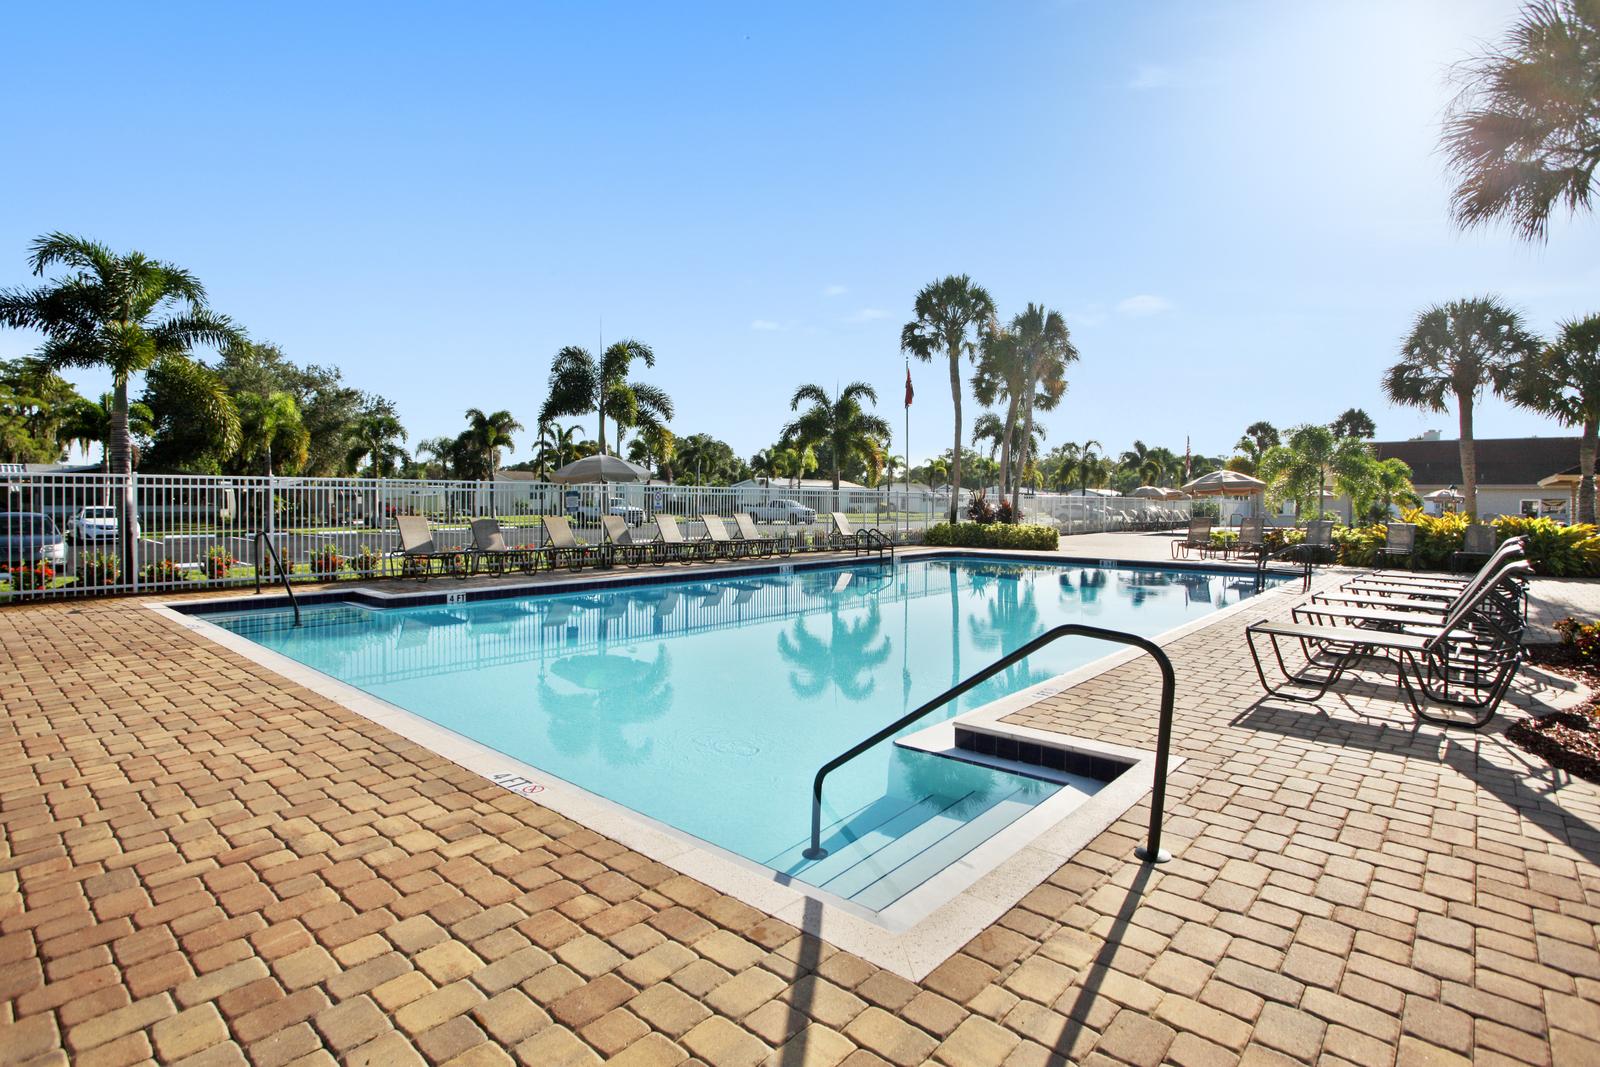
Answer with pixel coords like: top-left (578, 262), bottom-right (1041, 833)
top-left (747, 499), bottom-right (817, 524)
top-left (571, 496), bottom-right (644, 527)
top-left (68, 506), bottom-right (138, 542)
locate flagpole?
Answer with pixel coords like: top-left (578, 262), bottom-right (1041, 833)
top-left (904, 355), bottom-right (912, 538)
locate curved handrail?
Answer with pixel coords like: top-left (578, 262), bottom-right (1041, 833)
top-left (802, 623), bottom-right (1176, 865)
top-left (254, 531), bottom-right (302, 626)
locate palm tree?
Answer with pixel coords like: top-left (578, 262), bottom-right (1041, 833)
top-left (1232, 421), bottom-right (1280, 474)
top-left (235, 391), bottom-right (309, 478)
top-left (1512, 313), bottom-right (1600, 522)
top-left (1360, 457), bottom-right (1422, 522)
top-left (772, 444), bottom-right (818, 488)
top-left (414, 436), bottom-right (456, 479)
top-left (1119, 441), bottom-right (1165, 487)
top-left (1441, 0), bottom-right (1600, 241)
top-left (59, 392), bottom-right (155, 472)
top-left (0, 233), bottom-right (239, 557)
top-left (1329, 408), bottom-right (1376, 440)
top-left (627, 423), bottom-right (676, 481)
top-left (973, 325), bottom-right (1026, 500)
top-left (901, 275), bottom-right (997, 521)
top-left (345, 410), bottom-right (407, 477)
top-left (540, 340), bottom-right (673, 456)
top-left (971, 412), bottom-right (1006, 468)
top-left (781, 382), bottom-right (892, 495)
top-left (456, 408), bottom-right (522, 480)
top-left (1386, 297), bottom-right (1540, 518)
top-left (1006, 304), bottom-right (1077, 517)
top-left (1258, 424), bottom-right (1375, 520)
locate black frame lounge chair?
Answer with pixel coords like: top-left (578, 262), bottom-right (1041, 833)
top-left (471, 518), bottom-right (540, 575)
top-left (1451, 524), bottom-right (1498, 574)
top-left (540, 514), bottom-right (606, 572)
top-left (652, 515), bottom-right (712, 564)
top-left (1231, 518), bottom-right (1267, 563)
top-left (396, 515), bottom-right (471, 581)
top-left (701, 514), bottom-right (758, 559)
top-left (1379, 522), bottom-right (1417, 568)
top-left (602, 515), bottom-right (655, 568)
top-left (733, 512), bottom-right (788, 557)
top-left (1171, 516), bottom-right (1214, 559)
top-left (829, 512), bottom-right (891, 556)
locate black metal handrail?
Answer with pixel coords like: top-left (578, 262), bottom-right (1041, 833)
top-left (1256, 540), bottom-right (1317, 592)
top-left (253, 531), bottom-right (302, 626)
top-left (802, 623), bottom-right (1176, 865)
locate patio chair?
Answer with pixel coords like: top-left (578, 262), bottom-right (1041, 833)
top-left (652, 515), bottom-right (712, 564)
top-left (602, 515), bottom-right (655, 568)
top-left (701, 514), bottom-right (755, 559)
top-left (540, 514), bottom-right (606, 572)
top-left (734, 512), bottom-right (789, 557)
top-left (1170, 516), bottom-right (1214, 559)
top-left (1297, 553), bottom-right (1529, 634)
top-left (1451, 524), bottom-right (1498, 573)
top-left (1378, 523), bottom-right (1417, 568)
top-left (395, 515), bottom-right (471, 581)
top-left (1231, 518), bottom-right (1267, 563)
top-left (1245, 560), bottom-right (1529, 728)
top-left (1334, 537), bottom-right (1526, 598)
top-left (471, 518), bottom-right (540, 575)
top-left (829, 512), bottom-right (891, 554)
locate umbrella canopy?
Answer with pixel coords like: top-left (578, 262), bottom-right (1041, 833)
top-left (1422, 488), bottom-right (1464, 503)
top-left (1160, 488), bottom-right (1190, 500)
top-left (1180, 470), bottom-right (1266, 497)
top-left (1130, 485), bottom-right (1166, 498)
top-left (549, 455), bottom-right (653, 484)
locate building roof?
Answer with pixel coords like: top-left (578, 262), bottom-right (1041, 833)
top-left (733, 477), bottom-right (865, 490)
top-left (1372, 436), bottom-right (1581, 487)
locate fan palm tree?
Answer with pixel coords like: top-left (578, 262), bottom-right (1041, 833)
top-left (1385, 297), bottom-right (1541, 518)
top-left (1329, 408), bottom-right (1376, 440)
top-left (781, 382), bottom-right (892, 496)
top-left (540, 340), bottom-right (673, 456)
top-left (1006, 305), bottom-right (1076, 516)
top-left (345, 410), bottom-right (407, 477)
top-left (1232, 421), bottom-right (1280, 474)
top-left (456, 408), bottom-right (522, 480)
top-left (901, 275), bottom-right (997, 521)
top-left (1441, 0), bottom-right (1600, 242)
top-left (0, 233), bottom-right (239, 558)
top-left (1511, 313), bottom-right (1600, 522)
top-left (1258, 424), bottom-right (1375, 520)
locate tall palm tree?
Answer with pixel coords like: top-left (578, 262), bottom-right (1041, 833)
top-left (1512, 313), bottom-right (1600, 522)
top-left (1119, 441), bottom-right (1163, 486)
top-left (1442, 0), bottom-right (1600, 241)
top-left (971, 412), bottom-right (1006, 467)
top-left (781, 382), bottom-right (892, 494)
top-left (0, 233), bottom-right (239, 556)
top-left (1386, 297), bottom-right (1540, 518)
top-left (1007, 304), bottom-right (1076, 517)
top-left (1329, 408), bottom-right (1376, 440)
top-left (536, 421), bottom-right (583, 476)
top-left (1233, 421), bottom-right (1280, 474)
top-left (414, 436), bottom-right (456, 479)
top-left (773, 444), bottom-right (818, 488)
top-left (345, 410), bottom-right (407, 477)
top-left (235, 391), bottom-right (309, 478)
top-left (627, 423), bottom-right (676, 481)
top-left (973, 325), bottom-right (1026, 500)
top-left (1258, 424), bottom-right (1375, 520)
top-left (59, 392), bottom-right (155, 472)
top-left (455, 408), bottom-right (522, 480)
top-left (540, 340), bottom-right (673, 456)
top-left (901, 275), bottom-right (997, 520)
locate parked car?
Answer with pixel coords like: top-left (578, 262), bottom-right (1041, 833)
top-left (67, 505), bottom-right (139, 542)
top-left (0, 512), bottom-right (67, 567)
top-left (747, 499), bottom-right (817, 524)
top-left (570, 495), bottom-right (645, 526)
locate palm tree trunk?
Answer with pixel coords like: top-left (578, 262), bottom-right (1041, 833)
top-left (948, 349), bottom-right (962, 523)
top-left (597, 399), bottom-right (607, 457)
top-left (1012, 398), bottom-right (1034, 522)
top-left (1457, 396), bottom-right (1477, 521)
top-left (1581, 419), bottom-right (1597, 525)
top-left (109, 378), bottom-right (136, 577)
top-left (997, 400), bottom-right (1016, 511)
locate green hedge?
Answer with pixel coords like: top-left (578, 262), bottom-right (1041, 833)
top-left (924, 522), bottom-right (1060, 550)
top-left (1323, 511), bottom-right (1600, 577)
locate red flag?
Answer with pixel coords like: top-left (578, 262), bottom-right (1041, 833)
top-left (904, 366), bottom-right (914, 408)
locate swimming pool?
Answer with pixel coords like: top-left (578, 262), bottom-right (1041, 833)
top-left (196, 556), bottom-right (1285, 919)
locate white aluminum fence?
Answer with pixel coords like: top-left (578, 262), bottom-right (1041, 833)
top-left (0, 471), bottom-right (1192, 602)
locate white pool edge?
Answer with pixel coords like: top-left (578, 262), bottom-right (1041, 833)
top-left (149, 565), bottom-right (1301, 980)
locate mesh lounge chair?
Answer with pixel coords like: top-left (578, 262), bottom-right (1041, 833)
top-left (602, 515), bottom-right (654, 568)
top-left (540, 514), bottom-right (606, 572)
top-left (1298, 551), bottom-right (1528, 633)
top-left (1451, 524), bottom-right (1498, 573)
top-left (829, 512), bottom-right (890, 554)
top-left (1246, 560), bottom-right (1529, 728)
top-left (701, 514), bottom-right (755, 559)
top-left (1231, 518), bottom-right (1267, 563)
top-left (652, 515), bottom-right (712, 564)
top-left (1379, 523), bottom-right (1417, 568)
top-left (733, 512), bottom-right (788, 557)
top-left (395, 515), bottom-right (471, 581)
top-left (471, 518), bottom-right (540, 575)
top-left (1171, 516), bottom-right (1214, 559)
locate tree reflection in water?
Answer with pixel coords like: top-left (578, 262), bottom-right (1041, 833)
top-left (537, 647), bottom-right (673, 766)
top-left (777, 602), bottom-right (892, 702)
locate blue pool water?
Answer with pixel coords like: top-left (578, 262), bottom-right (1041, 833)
top-left (203, 557), bottom-right (1285, 912)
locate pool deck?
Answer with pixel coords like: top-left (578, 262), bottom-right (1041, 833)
top-left (2, 535), bottom-right (1599, 1065)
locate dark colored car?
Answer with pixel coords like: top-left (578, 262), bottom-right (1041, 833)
top-left (0, 512), bottom-right (67, 568)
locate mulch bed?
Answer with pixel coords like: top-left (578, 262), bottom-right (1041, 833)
top-left (1509, 645), bottom-right (1600, 785)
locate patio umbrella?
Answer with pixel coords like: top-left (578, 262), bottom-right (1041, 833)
top-left (1422, 488), bottom-right (1463, 504)
top-left (549, 455), bottom-right (653, 484)
top-left (1130, 486), bottom-right (1166, 498)
top-left (1180, 470), bottom-right (1266, 497)
top-left (1160, 488), bottom-right (1190, 500)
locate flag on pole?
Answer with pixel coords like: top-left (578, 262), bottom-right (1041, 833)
top-left (904, 365), bottom-right (914, 408)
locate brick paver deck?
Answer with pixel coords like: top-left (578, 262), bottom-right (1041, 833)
top-left (2, 565), bottom-right (1598, 1066)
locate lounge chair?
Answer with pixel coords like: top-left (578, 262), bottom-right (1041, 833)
top-left (602, 515), bottom-right (655, 568)
top-left (1231, 518), bottom-right (1267, 563)
top-left (395, 515), bottom-right (471, 581)
top-left (1246, 560), bottom-right (1529, 728)
top-left (652, 515), bottom-right (712, 564)
top-left (1379, 523), bottom-right (1417, 568)
top-left (540, 514), bottom-right (606, 572)
top-left (1171, 516), bottom-right (1214, 559)
top-left (701, 514), bottom-right (756, 559)
top-left (472, 518), bottom-right (540, 575)
top-left (829, 513), bottom-right (890, 554)
top-left (733, 513), bottom-right (788, 557)
top-left (1298, 550), bottom-right (1528, 632)
top-left (1451, 524), bottom-right (1498, 573)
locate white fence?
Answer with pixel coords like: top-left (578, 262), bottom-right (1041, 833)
top-left (0, 471), bottom-right (1192, 602)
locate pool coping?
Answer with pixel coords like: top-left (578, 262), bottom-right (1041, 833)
top-left (148, 550), bottom-right (1303, 980)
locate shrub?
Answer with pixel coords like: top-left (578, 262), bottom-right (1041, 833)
top-left (140, 559), bottom-right (180, 583)
top-left (1554, 617), bottom-right (1600, 664)
top-left (924, 522), bottom-right (1059, 550)
top-left (205, 546), bottom-right (239, 580)
top-left (966, 493), bottom-right (996, 524)
top-left (1491, 516), bottom-right (1600, 577)
top-left (994, 499), bottom-right (1015, 524)
top-left (309, 543), bottom-right (345, 576)
top-left (1, 562), bottom-right (55, 590)
top-left (79, 552), bottom-right (120, 586)
top-left (352, 544), bottom-right (382, 573)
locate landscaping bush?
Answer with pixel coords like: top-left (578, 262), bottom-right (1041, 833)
top-left (79, 552), bottom-right (120, 586)
top-left (1, 562), bottom-right (54, 590)
top-left (139, 559), bottom-right (180, 583)
top-left (966, 493), bottom-right (996, 524)
top-left (309, 543), bottom-right (345, 576)
top-left (1554, 617), bottom-right (1600, 665)
top-left (1491, 516), bottom-right (1600, 577)
top-left (352, 544), bottom-right (383, 574)
top-left (205, 546), bottom-right (239, 580)
top-left (924, 522), bottom-right (1059, 550)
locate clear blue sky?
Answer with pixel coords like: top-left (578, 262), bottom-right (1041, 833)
top-left (3, 1), bottom-right (1596, 467)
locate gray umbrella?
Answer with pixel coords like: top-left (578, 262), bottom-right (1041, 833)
top-left (549, 454), bottom-right (654, 484)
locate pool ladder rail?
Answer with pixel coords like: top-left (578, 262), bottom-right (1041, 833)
top-left (252, 530), bottom-right (302, 626)
top-left (803, 623), bottom-right (1175, 865)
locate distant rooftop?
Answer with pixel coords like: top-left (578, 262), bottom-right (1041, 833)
top-left (1372, 436), bottom-right (1580, 486)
